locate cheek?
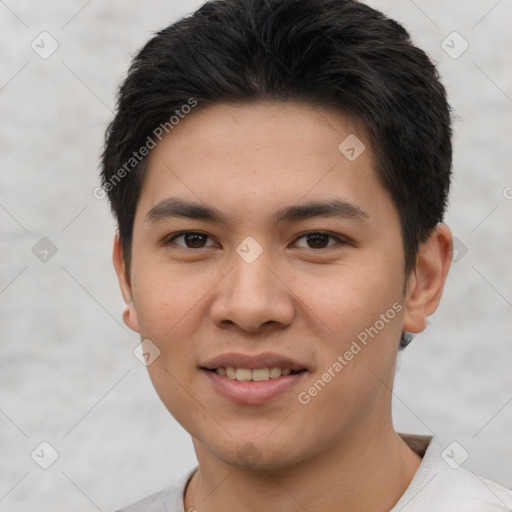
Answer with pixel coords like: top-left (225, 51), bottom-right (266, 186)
top-left (145, 360), bottom-right (205, 441)
top-left (299, 259), bottom-right (405, 339)
top-left (132, 263), bottom-right (197, 334)
top-left (299, 258), bottom-right (405, 406)
top-left (134, 274), bottom-right (204, 425)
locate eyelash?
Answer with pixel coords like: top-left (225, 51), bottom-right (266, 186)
top-left (163, 231), bottom-right (348, 251)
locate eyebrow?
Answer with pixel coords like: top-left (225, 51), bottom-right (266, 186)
top-left (144, 197), bottom-right (369, 227)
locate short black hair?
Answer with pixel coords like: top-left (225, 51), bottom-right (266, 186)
top-left (100, 0), bottom-right (452, 350)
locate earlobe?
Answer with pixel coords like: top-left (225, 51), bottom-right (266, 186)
top-left (112, 231), bottom-right (140, 333)
top-left (402, 224), bottom-right (453, 334)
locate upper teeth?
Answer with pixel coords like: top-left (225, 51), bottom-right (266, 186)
top-left (216, 367), bottom-right (293, 381)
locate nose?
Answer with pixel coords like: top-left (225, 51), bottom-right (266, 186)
top-left (209, 248), bottom-right (295, 334)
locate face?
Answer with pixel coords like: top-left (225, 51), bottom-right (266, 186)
top-left (114, 101), bottom-right (433, 470)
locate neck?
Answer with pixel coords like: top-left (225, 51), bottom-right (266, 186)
top-left (184, 422), bottom-right (422, 512)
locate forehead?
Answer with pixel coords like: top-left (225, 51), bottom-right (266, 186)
top-left (135, 101), bottom-right (394, 227)
top-left (150, 101), bottom-right (368, 163)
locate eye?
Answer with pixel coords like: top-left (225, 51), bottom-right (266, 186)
top-left (294, 232), bottom-right (346, 250)
top-left (164, 231), bottom-right (348, 251)
top-left (165, 231), bottom-right (217, 249)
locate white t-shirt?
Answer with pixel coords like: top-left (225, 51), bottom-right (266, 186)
top-left (115, 433), bottom-right (512, 511)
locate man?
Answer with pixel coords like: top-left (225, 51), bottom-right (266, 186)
top-left (99, 0), bottom-right (512, 510)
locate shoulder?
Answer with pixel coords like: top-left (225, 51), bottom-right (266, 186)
top-left (114, 468), bottom-right (197, 512)
top-left (431, 466), bottom-right (512, 511)
top-left (393, 434), bottom-right (512, 511)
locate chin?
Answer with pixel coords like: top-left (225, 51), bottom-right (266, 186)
top-left (203, 433), bottom-right (310, 472)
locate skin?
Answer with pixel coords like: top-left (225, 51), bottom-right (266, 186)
top-left (113, 101), bottom-right (452, 512)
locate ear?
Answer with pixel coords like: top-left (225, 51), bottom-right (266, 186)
top-left (112, 231), bottom-right (140, 333)
top-left (402, 223), bottom-right (453, 334)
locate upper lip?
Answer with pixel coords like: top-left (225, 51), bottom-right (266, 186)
top-left (200, 352), bottom-right (308, 371)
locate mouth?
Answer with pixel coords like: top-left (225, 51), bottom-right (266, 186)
top-left (199, 352), bottom-right (310, 404)
top-left (200, 360), bottom-right (308, 404)
top-left (203, 366), bottom-right (308, 381)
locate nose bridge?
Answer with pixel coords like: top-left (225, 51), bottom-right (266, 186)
top-left (230, 240), bottom-right (276, 301)
top-left (210, 238), bottom-right (294, 331)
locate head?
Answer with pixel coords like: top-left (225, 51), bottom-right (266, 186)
top-left (101, 0), bottom-right (453, 470)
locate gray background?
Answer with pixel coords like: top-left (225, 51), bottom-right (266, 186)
top-left (1, 0), bottom-right (511, 510)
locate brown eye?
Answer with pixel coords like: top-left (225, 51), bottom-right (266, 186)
top-left (166, 232), bottom-right (215, 249)
top-left (294, 232), bottom-right (344, 249)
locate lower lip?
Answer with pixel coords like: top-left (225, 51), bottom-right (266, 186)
top-left (201, 369), bottom-right (308, 405)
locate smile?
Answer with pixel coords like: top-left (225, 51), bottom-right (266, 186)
top-left (201, 367), bottom-right (308, 405)
top-left (211, 367), bottom-right (305, 381)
